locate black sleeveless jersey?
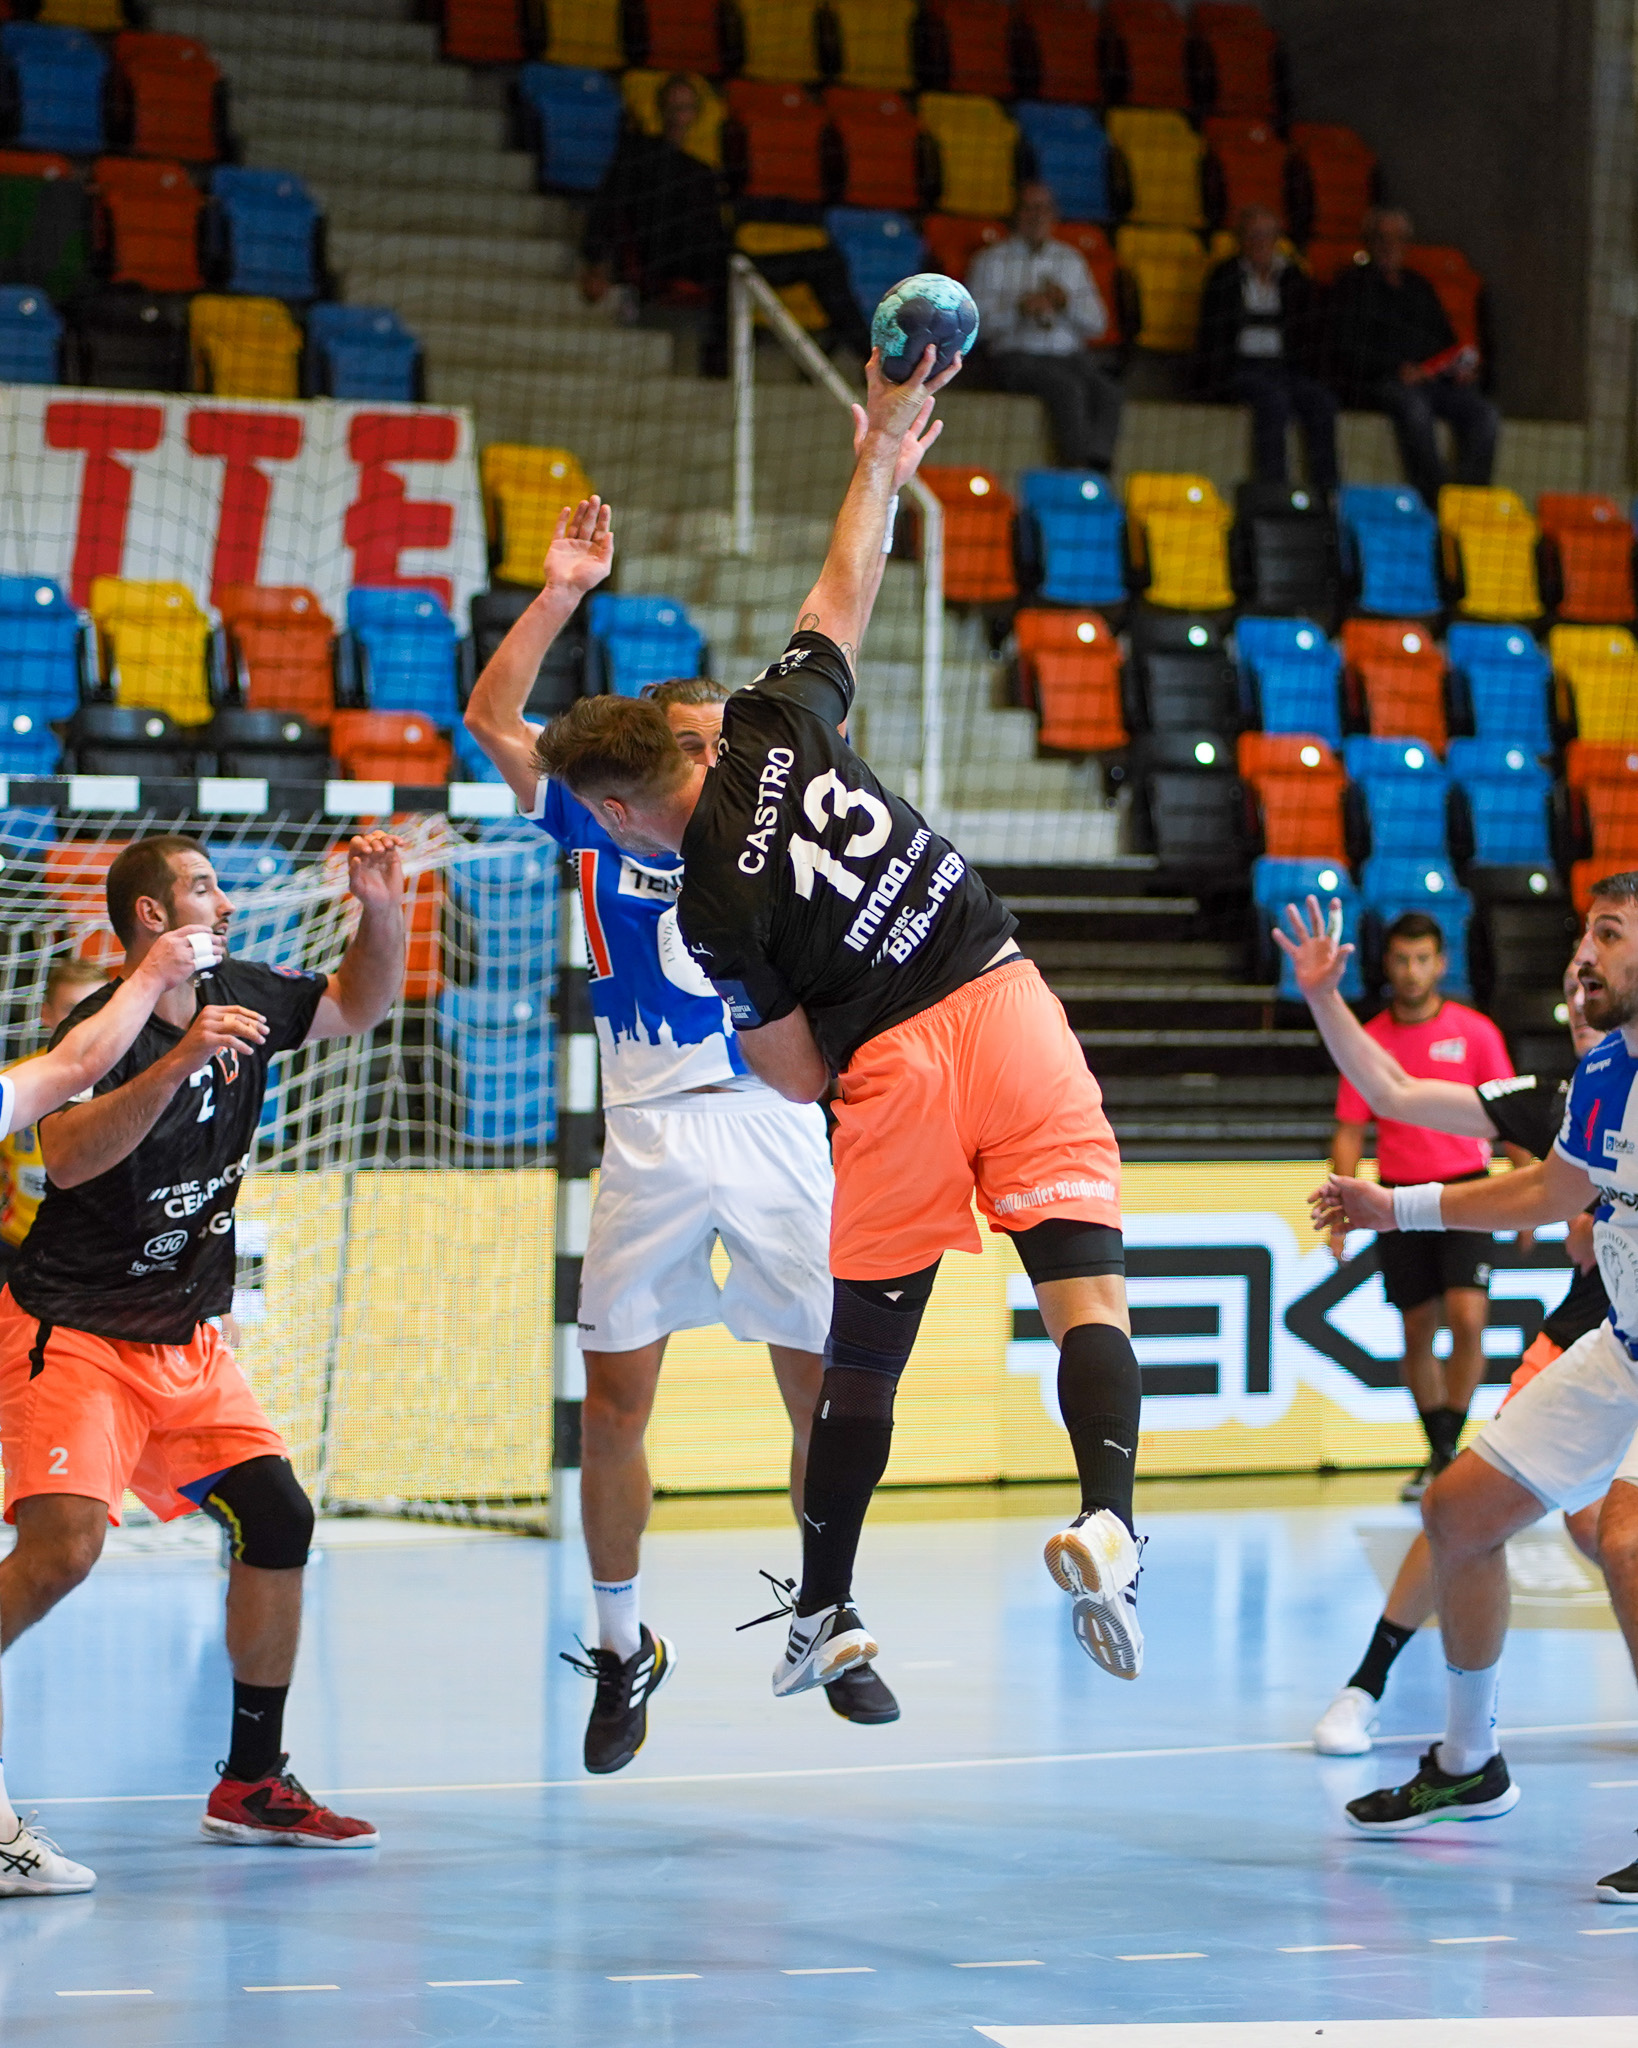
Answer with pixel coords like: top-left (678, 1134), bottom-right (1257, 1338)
top-left (1477, 1070), bottom-right (1610, 1351)
top-left (677, 632), bottom-right (1017, 1073)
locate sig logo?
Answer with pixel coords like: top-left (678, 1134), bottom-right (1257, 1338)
top-left (143, 1230), bottom-right (188, 1261)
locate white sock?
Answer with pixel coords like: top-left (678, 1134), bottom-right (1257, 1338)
top-left (0, 1758), bottom-right (18, 1836)
top-left (1437, 1661), bottom-right (1501, 1775)
top-left (592, 1575), bottom-right (641, 1662)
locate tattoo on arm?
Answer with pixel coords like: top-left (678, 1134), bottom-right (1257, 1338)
top-left (798, 613), bottom-right (819, 632)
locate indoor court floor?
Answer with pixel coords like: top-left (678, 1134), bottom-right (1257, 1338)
top-left (2, 1479), bottom-right (1637, 2047)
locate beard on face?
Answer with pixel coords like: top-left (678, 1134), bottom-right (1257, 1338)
top-left (1580, 959), bottom-right (1638, 1032)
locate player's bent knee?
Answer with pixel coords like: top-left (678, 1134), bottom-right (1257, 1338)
top-left (817, 1266), bottom-right (942, 1420)
top-left (200, 1455), bottom-right (314, 1570)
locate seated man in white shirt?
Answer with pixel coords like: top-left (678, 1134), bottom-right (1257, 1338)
top-left (967, 182), bottom-right (1123, 472)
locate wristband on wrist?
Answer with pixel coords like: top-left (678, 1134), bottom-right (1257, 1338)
top-left (883, 496), bottom-right (899, 553)
top-left (1391, 1182), bottom-right (1447, 1232)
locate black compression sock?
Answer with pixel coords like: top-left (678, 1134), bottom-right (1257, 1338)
top-left (1058, 1323), bottom-right (1143, 1535)
top-left (226, 1681), bottom-right (288, 1783)
top-left (797, 1408), bottom-right (894, 1615)
top-left (1347, 1617), bottom-right (1416, 1700)
top-left (1416, 1406), bottom-right (1443, 1462)
top-left (1424, 1406), bottom-right (1468, 1466)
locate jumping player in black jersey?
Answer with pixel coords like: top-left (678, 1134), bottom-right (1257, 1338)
top-left (0, 830), bottom-right (406, 1879)
top-left (537, 345), bottom-right (1147, 1695)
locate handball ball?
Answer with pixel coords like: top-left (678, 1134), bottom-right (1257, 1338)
top-left (871, 273), bottom-right (979, 383)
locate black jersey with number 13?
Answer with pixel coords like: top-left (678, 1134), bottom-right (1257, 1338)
top-left (677, 632), bottom-right (1017, 1073)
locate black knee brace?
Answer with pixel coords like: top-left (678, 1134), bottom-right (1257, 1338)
top-left (196, 1456), bottom-right (315, 1569)
top-left (819, 1262), bottom-right (941, 1420)
top-left (1009, 1216), bottom-right (1125, 1284)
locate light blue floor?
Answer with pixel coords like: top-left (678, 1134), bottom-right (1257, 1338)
top-left (3, 1496), bottom-right (1638, 2046)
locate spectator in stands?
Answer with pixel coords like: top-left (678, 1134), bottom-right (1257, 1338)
top-left (1197, 204), bottom-right (1338, 495)
top-left (967, 182), bottom-right (1123, 472)
top-left (1328, 206), bottom-right (1498, 510)
top-left (578, 73), bottom-right (870, 377)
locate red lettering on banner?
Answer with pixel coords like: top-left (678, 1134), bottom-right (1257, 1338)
top-left (343, 413), bottom-right (459, 609)
top-left (187, 409), bottom-right (304, 603)
top-left (45, 401), bottom-right (165, 605)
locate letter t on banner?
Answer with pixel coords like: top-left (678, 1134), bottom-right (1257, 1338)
top-left (187, 409), bottom-right (305, 604)
top-left (44, 400), bottom-right (165, 605)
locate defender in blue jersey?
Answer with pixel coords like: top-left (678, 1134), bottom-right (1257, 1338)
top-left (463, 499), bottom-right (900, 1774)
top-left (1315, 869), bottom-right (1638, 1900)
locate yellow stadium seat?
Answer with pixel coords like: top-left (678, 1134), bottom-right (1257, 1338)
top-left (39, 0), bottom-right (126, 24)
top-left (1106, 108), bottom-right (1205, 229)
top-left (738, 0), bottom-right (819, 80)
top-left (735, 221), bottom-right (831, 331)
top-left (89, 579), bottom-right (212, 727)
top-left (1437, 485), bottom-right (1542, 621)
top-left (621, 70), bottom-right (725, 167)
top-left (481, 445), bottom-right (596, 587)
top-left (830, 0), bottom-right (916, 90)
top-left (1550, 625), bottom-right (1638, 744)
top-left (1115, 225), bottom-right (1209, 352)
top-left (918, 93), bottom-right (1017, 219)
top-left (190, 296), bottom-right (302, 400)
top-left (542, 0), bottom-right (625, 67)
top-left (1125, 474), bottom-right (1233, 612)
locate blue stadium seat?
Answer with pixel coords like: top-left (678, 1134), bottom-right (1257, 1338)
top-left (0, 806), bottom-right (55, 852)
top-left (1445, 622), bottom-right (1552, 751)
top-left (823, 207), bottom-right (926, 324)
top-left (1251, 854), bottom-right (1363, 1000)
top-left (452, 721), bottom-right (509, 786)
top-left (204, 840), bottom-right (295, 890)
top-left (519, 64), bottom-right (623, 194)
top-left (1360, 853), bottom-right (1473, 994)
top-left (438, 986), bottom-right (554, 1145)
top-left (587, 593), bottom-right (705, 696)
top-left (307, 304), bottom-right (421, 402)
top-left (1446, 737), bottom-right (1552, 866)
top-left (0, 578), bottom-right (82, 723)
top-left (1235, 616), bottom-right (1342, 746)
top-left (1017, 470), bottom-right (1127, 607)
top-left (1013, 103), bottom-right (1110, 221)
top-left (452, 830), bottom-right (556, 988)
top-left (347, 588), bottom-right (460, 722)
top-left (0, 287), bottom-right (61, 384)
top-left (0, 708), bottom-right (60, 776)
top-left (1339, 485), bottom-right (1441, 618)
top-left (1344, 735), bottom-right (1448, 860)
top-left (209, 168), bottom-right (323, 299)
top-left (1, 24), bottom-right (107, 155)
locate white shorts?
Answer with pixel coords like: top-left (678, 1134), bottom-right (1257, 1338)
top-left (576, 1092), bottom-right (834, 1355)
top-left (1472, 1320), bottom-right (1638, 1513)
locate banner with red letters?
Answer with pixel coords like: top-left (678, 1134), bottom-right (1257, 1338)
top-left (0, 387), bottom-right (490, 623)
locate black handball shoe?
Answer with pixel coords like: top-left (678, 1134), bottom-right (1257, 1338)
top-left (562, 1626), bottom-right (675, 1775)
top-left (1345, 1747), bottom-right (1519, 1835)
top-left (825, 1663), bottom-right (901, 1724)
top-left (1595, 1842), bottom-right (1638, 1903)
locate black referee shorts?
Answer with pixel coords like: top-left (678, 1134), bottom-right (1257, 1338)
top-left (1376, 1175), bottom-right (1494, 1313)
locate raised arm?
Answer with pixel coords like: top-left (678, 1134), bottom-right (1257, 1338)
top-left (463, 497), bottom-right (615, 811)
top-left (306, 833), bottom-right (407, 1043)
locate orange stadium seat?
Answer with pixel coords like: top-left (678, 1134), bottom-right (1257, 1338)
top-left (828, 0), bottom-right (916, 91)
top-left (639, 0), bottom-right (726, 73)
top-left (1342, 617), bottom-right (1447, 753)
top-left (918, 0), bottom-right (1014, 96)
top-left (725, 81), bottom-right (827, 202)
top-left (823, 87), bottom-right (922, 210)
top-left (1302, 238), bottom-right (1366, 287)
top-left (1566, 741), bottom-right (1638, 881)
top-left (46, 837), bottom-right (130, 965)
top-left (94, 155), bottom-right (204, 293)
top-left (331, 710), bottom-right (453, 787)
top-left (1190, 3), bottom-right (1277, 118)
top-left (441, 0), bottom-right (530, 62)
top-left (1539, 494), bottom-right (1636, 625)
top-left (1015, 609), bottom-right (1127, 751)
top-left (1015, 0), bottom-right (1101, 106)
top-left (1288, 123), bottom-right (1376, 243)
top-left (320, 825), bottom-right (447, 998)
top-left (1053, 219), bottom-right (1122, 343)
top-left (1404, 242), bottom-right (1483, 353)
top-left (1102, 0), bottom-right (1188, 108)
top-left (921, 210), bottom-right (1006, 280)
top-left (1203, 116), bottom-right (1286, 229)
top-left (0, 149), bottom-right (78, 180)
top-left (218, 585), bottom-right (337, 727)
top-left (1236, 731), bottom-right (1347, 859)
top-left (920, 465), bottom-right (1018, 603)
top-left (112, 31), bottom-right (222, 161)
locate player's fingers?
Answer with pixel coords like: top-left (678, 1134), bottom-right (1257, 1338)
top-left (900, 342), bottom-right (937, 394)
top-left (925, 352), bottom-right (964, 393)
top-left (1271, 927), bottom-right (1295, 959)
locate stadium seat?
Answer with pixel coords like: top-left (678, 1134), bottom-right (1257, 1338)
top-left (1237, 732), bottom-right (1347, 860)
top-left (1439, 486), bottom-right (1542, 622)
top-left (70, 283), bottom-right (189, 389)
top-left (921, 210), bottom-right (1007, 280)
top-left (735, 219), bottom-right (831, 331)
top-left (1017, 470), bottom-right (1127, 608)
top-left (0, 576), bottom-right (81, 722)
top-left (1202, 116), bottom-right (1286, 229)
top-left (190, 295), bottom-right (303, 399)
top-left (587, 591), bottom-right (705, 695)
top-left (207, 168), bottom-right (322, 300)
top-left (438, 987), bottom-right (552, 1146)
top-left (0, 284), bottom-right (60, 381)
top-left (1300, 238), bottom-right (1367, 288)
top-left (822, 88), bottom-right (922, 209)
top-left (307, 304), bottom-right (422, 402)
top-left (518, 64), bottom-right (623, 194)
top-left (824, 0), bottom-right (914, 90)
top-left (622, 69), bottom-right (725, 165)
top-left (1345, 735), bottom-right (1449, 860)
top-left (1102, 0), bottom-right (1189, 108)
top-left (1125, 472), bottom-right (1233, 611)
top-left (1105, 107), bottom-right (1203, 227)
top-left (218, 586), bottom-right (336, 726)
top-left (1136, 730), bottom-right (1248, 868)
top-left (1404, 243), bottom-right (1483, 353)
top-left (914, 0), bottom-right (1013, 96)
top-left (1286, 123), bottom-right (1376, 244)
top-left (0, 148), bottom-right (80, 183)
top-left (1360, 851), bottom-right (1473, 992)
top-left (824, 207), bottom-right (925, 324)
top-left (38, 0), bottom-right (126, 24)
top-left (112, 32), bottom-right (223, 163)
top-left (1252, 854), bottom-right (1363, 999)
top-left (1537, 494), bottom-right (1635, 625)
top-left (1013, 102), bottom-right (1110, 223)
top-left (1114, 224), bottom-right (1208, 351)
top-left (1051, 219), bottom-right (1123, 343)
top-left (202, 835), bottom-right (296, 889)
top-left (1235, 615), bottom-right (1343, 748)
top-left (1130, 637), bottom-right (1239, 734)
top-left (1189, 4), bottom-right (1278, 119)
top-left (737, 0), bottom-right (820, 80)
top-left (0, 706), bottom-right (61, 776)
top-left (0, 150), bottom-right (92, 303)
top-left (541, 0), bottom-right (626, 67)
top-left (448, 830), bottom-right (556, 982)
top-left (481, 444), bottom-right (596, 588)
top-left (1445, 622), bottom-right (1552, 752)
top-left (1342, 617), bottom-right (1447, 753)
top-left (442, 0), bottom-right (531, 63)
top-left (207, 706), bottom-right (332, 784)
top-left (89, 578), bottom-right (213, 727)
top-left (1230, 482), bottom-right (1339, 620)
top-left (1337, 484), bottom-right (1441, 618)
top-left (1013, 609), bottom-right (1126, 751)
top-left (1446, 737), bottom-right (1552, 867)
top-left (725, 81), bottom-right (828, 204)
top-left (919, 465), bottom-right (1018, 604)
top-left (346, 589), bottom-right (460, 724)
top-left (1, 25), bottom-right (107, 156)
top-left (635, 0), bottom-right (725, 73)
top-left (331, 709), bottom-right (453, 787)
top-left (1550, 623), bottom-right (1638, 744)
top-left (470, 584), bottom-right (587, 716)
top-left (93, 156), bottom-right (204, 295)
top-left (68, 701), bottom-right (200, 779)
top-left (917, 93), bottom-right (1017, 219)
top-left (1014, 0), bottom-right (1101, 106)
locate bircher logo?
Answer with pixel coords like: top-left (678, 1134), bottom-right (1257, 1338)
top-left (1429, 1036), bottom-right (1469, 1064)
top-left (143, 1229), bottom-right (189, 1262)
top-left (1605, 1130), bottom-right (1637, 1159)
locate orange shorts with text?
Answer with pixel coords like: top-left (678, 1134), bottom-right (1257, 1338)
top-left (828, 957), bottom-right (1123, 1280)
top-left (0, 1288), bottom-right (288, 1525)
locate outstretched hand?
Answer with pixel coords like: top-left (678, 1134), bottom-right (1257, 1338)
top-left (1310, 1172), bottom-right (1395, 1242)
top-left (542, 496), bottom-right (614, 598)
top-left (861, 343), bottom-right (962, 446)
top-left (345, 831), bottom-right (405, 912)
top-left (1270, 895), bottom-right (1353, 1002)
top-left (852, 388), bottom-right (944, 492)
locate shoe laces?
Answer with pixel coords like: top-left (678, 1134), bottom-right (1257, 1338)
top-left (9, 1813), bottom-right (61, 1855)
top-left (560, 1636), bottom-right (637, 1714)
top-left (735, 1570), bottom-right (798, 1632)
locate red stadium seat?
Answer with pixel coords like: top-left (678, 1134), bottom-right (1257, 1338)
top-left (724, 81), bottom-right (827, 203)
top-left (1102, 0), bottom-right (1188, 108)
top-left (1302, 237), bottom-right (1366, 286)
top-left (218, 585), bottom-right (337, 727)
top-left (1052, 219), bottom-right (1122, 344)
top-left (1203, 116), bottom-right (1286, 229)
top-left (921, 210), bottom-right (1007, 280)
top-left (1403, 243), bottom-right (1483, 353)
top-left (1288, 123), bottom-right (1376, 243)
top-left (1236, 731), bottom-right (1347, 859)
top-left (1189, 3), bottom-right (1276, 118)
top-left (113, 32), bottom-right (223, 161)
top-left (822, 86), bottom-right (922, 210)
top-left (1015, 0), bottom-right (1101, 106)
top-left (1539, 495), bottom-right (1637, 626)
top-left (1015, 609), bottom-right (1126, 751)
top-left (0, 149), bottom-right (77, 180)
top-left (920, 465), bottom-right (1018, 603)
top-left (917, 0), bottom-right (1014, 96)
top-left (1341, 618), bottom-right (1447, 753)
top-left (641, 0), bottom-right (726, 72)
top-left (94, 156), bottom-right (204, 294)
top-left (440, 0), bottom-right (530, 61)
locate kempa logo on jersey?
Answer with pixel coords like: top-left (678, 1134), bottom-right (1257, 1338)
top-left (738, 746), bottom-right (795, 874)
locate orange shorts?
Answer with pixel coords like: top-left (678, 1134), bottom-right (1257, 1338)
top-left (0, 1288), bottom-right (287, 1525)
top-left (829, 957), bottom-right (1123, 1279)
top-left (1500, 1330), bottom-right (1564, 1409)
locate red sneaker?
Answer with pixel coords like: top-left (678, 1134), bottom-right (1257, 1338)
top-left (201, 1757), bottom-right (379, 1850)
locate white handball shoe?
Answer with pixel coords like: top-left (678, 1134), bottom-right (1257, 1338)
top-left (0, 1817), bottom-right (95, 1896)
top-left (740, 1571), bottom-right (880, 1697)
top-left (1045, 1508), bottom-right (1144, 1681)
top-left (1313, 1685), bottom-right (1380, 1756)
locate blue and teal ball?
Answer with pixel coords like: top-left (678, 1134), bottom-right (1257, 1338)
top-left (871, 272), bottom-right (979, 382)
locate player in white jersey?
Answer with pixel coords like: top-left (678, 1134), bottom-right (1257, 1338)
top-left (1314, 870), bottom-right (1638, 1901)
top-left (464, 501), bottom-right (899, 1774)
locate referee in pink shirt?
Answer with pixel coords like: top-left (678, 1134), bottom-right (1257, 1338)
top-left (1329, 912), bottom-right (1528, 1501)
